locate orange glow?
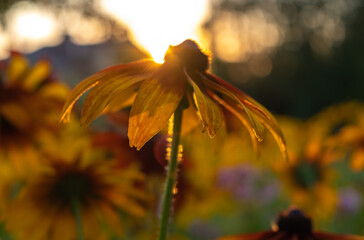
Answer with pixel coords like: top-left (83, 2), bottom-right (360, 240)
top-left (97, 0), bottom-right (209, 63)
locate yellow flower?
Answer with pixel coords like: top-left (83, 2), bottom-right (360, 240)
top-left (308, 102), bottom-right (364, 171)
top-left (4, 138), bottom-right (147, 240)
top-left (273, 117), bottom-right (337, 219)
top-left (0, 54), bottom-right (70, 180)
top-left (0, 53), bottom-right (68, 147)
top-left (60, 40), bottom-right (286, 155)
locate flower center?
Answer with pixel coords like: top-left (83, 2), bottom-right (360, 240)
top-left (0, 115), bottom-right (21, 141)
top-left (50, 169), bottom-right (98, 207)
top-left (164, 39), bottom-right (209, 72)
top-left (277, 209), bottom-right (312, 233)
top-left (293, 161), bottom-right (321, 189)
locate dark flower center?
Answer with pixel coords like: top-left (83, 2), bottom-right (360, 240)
top-left (49, 168), bottom-right (100, 207)
top-left (293, 161), bottom-right (321, 189)
top-left (164, 39), bottom-right (209, 72)
top-left (0, 115), bottom-right (20, 140)
top-left (277, 209), bottom-right (312, 233)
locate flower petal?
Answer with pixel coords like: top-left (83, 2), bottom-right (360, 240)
top-left (60, 60), bottom-right (159, 123)
top-left (218, 231), bottom-right (281, 240)
top-left (210, 92), bottom-right (259, 154)
top-left (185, 70), bottom-right (223, 137)
top-left (128, 61), bottom-right (187, 150)
top-left (23, 60), bottom-right (50, 90)
top-left (203, 73), bottom-right (287, 160)
top-left (7, 53), bottom-right (28, 85)
top-left (314, 232), bottom-right (364, 240)
top-left (202, 74), bottom-right (264, 141)
top-left (80, 76), bottom-right (142, 128)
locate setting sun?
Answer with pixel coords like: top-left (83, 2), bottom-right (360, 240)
top-left (97, 0), bottom-right (209, 63)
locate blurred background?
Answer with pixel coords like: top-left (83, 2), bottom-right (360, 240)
top-left (0, 0), bottom-right (364, 239)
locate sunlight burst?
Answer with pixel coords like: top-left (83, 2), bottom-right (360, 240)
top-left (98, 0), bottom-right (209, 63)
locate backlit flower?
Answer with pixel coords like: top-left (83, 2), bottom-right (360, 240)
top-left (218, 208), bottom-right (364, 240)
top-left (60, 39), bottom-right (286, 155)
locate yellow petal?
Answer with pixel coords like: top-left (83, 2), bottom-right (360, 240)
top-left (60, 60), bottom-right (159, 123)
top-left (128, 61), bottom-right (186, 150)
top-left (80, 75), bottom-right (143, 128)
top-left (23, 60), bottom-right (50, 90)
top-left (7, 53), bottom-right (28, 85)
top-left (185, 70), bottom-right (223, 137)
top-left (102, 87), bottom-right (137, 113)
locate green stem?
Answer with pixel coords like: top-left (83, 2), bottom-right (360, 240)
top-left (71, 198), bottom-right (84, 240)
top-left (157, 103), bottom-right (183, 240)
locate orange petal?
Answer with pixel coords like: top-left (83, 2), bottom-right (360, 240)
top-left (218, 231), bottom-right (280, 240)
top-left (210, 92), bottom-right (259, 155)
top-left (60, 60), bottom-right (159, 123)
top-left (202, 74), bottom-right (264, 141)
top-left (128, 61), bottom-right (186, 150)
top-left (185, 70), bottom-right (223, 137)
top-left (80, 75), bottom-right (143, 128)
top-left (102, 86), bottom-right (137, 113)
top-left (203, 73), bottom-right (287, 160)
top-left (314, 232), bottom-right (364, 240)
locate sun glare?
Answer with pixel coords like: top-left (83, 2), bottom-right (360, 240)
top-left (6, 2), bottom-right (62, 53)
top-left (98, 0), bottom-right (209, 63)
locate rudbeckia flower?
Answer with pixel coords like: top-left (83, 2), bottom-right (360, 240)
top-left (0, 53), bottom-right (68, 147)
top-left (272, 117), bottom-right (337, 219)
top-left (60, 40), bottom-right (286, 155)
top-left (4, 141), bottom-right (147, 240)
top-left (219, 208), bottom-right (364, 240)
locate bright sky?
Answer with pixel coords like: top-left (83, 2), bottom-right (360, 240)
top-left (97, 0), bottom-right (210, 62)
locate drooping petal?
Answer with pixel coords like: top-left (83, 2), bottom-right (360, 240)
top-left (128, 61), bottom-right (187, 150)
top-left (314, 232), bottom-right (364, 240)
top-left (185, 69), bottom-right (223, 137)
top-left (202, 74), bottom-right (264, 141)
top-left (218, 231), bottom-right (283, 240)
top-left (102, 87), bottom-right (137, 113)
top-left (202, 73), bottom-right (288, 159)
top-left (80, 75), bottom-right (143, 128)
top-left (210, 92), bottom-right (259, 154)
top-left (60, 60), bottom-right (159, 123)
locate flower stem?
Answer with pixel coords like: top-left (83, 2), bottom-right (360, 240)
top-left (158, 103), bottom-right (183, 240)
top-left (71, 198), bottom-right (84, 240)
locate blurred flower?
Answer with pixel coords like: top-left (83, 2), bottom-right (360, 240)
top-left (273, 117), bottom-right (337, 219)
top-left (60, 39), bottom-right (286, 156)
top-left (0, 53), bottom-right (68, 147)
top-left (328, 115), bottom-right (364, 171)
top-left (4, 136), bottom-right (147, 240)
top-left (218, 208), bottom-right (364, 240)
top-left (308, 102), bottom-right (364, 169)
top-left (0, 53), bottom-right (69, 181)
